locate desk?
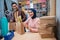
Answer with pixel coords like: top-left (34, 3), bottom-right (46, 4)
top-left (12, 32), bottom-right (56, 40)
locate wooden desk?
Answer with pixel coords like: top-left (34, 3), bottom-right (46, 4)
top-left (12, 32), bottom-right (56, 40)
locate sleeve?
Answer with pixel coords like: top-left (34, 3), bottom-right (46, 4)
top-left (35, 18), bottom-right (40, 29)
top-left (24, 17), bottom-right (31, 24)
top-left (23, 17), bottom-right (31, 28)
top-left (22, 14), bottom-right (27, 22)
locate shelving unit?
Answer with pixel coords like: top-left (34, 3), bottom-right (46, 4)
top-left (33, 3), bottom-right (42, 17)
top-left (21, 0), bottom-right (50, 17)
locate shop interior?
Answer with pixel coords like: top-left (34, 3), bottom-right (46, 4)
top-left (0, 0), bottom-right (57, 40)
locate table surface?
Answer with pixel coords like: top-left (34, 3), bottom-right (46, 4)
top-left (2, 32), bottom-right (56, 40)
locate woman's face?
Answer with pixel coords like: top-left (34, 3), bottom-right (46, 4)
top-left (28, 10), bottom-right (34, 17)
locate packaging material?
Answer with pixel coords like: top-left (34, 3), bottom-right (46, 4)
top-left (16, 22), bottom-right (25, 35)
top-left (15, 15), bottom-right (25, 35)
top-left (9, 22), bottom-right (16, 31)
top-left (39, 16), bottom-right (56, 38)
top-left (41, 34), bottom-right (54, 38)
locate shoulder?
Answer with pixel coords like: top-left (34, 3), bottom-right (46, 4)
top-left (27, 17), bottom-right (31, 21)
top-left (35, 18), bottom-right (40, 23)
top-left (35, 17), bottom-right (40, 21)
top-left (24, 17), bottom-right (31, 23)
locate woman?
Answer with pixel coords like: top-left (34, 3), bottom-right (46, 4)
top-left (24, 9), bottom-right (40, 33)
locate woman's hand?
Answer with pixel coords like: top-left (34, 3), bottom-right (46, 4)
top-left (23, 22), bottom-right (28, 29)
top-left (29, 27), bottom-right (38, 33)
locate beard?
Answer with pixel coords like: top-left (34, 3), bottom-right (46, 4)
top-left (13, 8), bottom-right (18, 12)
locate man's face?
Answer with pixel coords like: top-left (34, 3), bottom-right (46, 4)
top-left (12, 4), bottom-right (18, 11)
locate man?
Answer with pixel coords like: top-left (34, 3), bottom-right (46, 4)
top-left (11, 2), bottom-right (27, 22)
top-left (11, 2), bottom-right (27, 32)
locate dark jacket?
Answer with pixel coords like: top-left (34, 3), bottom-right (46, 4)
top-left (5, 10), bottom-right (14, 22)
top-left (13, 10), bottom-right (27, 22)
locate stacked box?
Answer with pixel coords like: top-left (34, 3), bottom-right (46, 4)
top-left (39, 16), bottom-right (56, 38)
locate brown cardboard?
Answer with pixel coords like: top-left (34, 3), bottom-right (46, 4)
top-left (39, 16), bottom-right (56, 38)
top-left (39, 16), bottom-right (56, 30)
top-left (9, 22), bottom-right (16, 31)
top-left (41, 34), bottom-right (54, 38)
top-left (16, 22), bottom-right (25, 35)
top-left (39, 27), bottom-right (53, 34)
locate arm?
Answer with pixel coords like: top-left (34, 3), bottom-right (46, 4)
top-left (23, 17), bottom-right (31, 28)
top-left (29, 18), bottom-right (40, 33)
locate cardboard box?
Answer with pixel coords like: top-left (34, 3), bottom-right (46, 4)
top-left (9, 22), bottom-right (16, 31)
top-left (39, 16), bottom-right (56, 29)
top-left (39, 16), bottom-right (56, 30)
top-left (41, 34), bottom-right (54, 38)
top-left (40, 16), bottom-right (55, 24)
top-left (16, 22), bottom-right (25, 35)
top-left (39, 27), bottom-right (53, 34)
top-left (39, 24), bottom-right (54, 33)
top-left (39, 16), bottom-right (56, 38)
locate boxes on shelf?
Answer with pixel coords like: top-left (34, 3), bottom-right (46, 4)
top-left (33, 0), bottom-right (38, 4)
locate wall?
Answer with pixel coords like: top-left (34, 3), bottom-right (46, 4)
top-left (49, 0), bottom-right (56, 16)
top-left (56, 0), bottom-right (60, 40)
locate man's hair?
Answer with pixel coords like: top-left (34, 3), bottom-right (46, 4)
top-left (11, 2), bottom-right (17, 6)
